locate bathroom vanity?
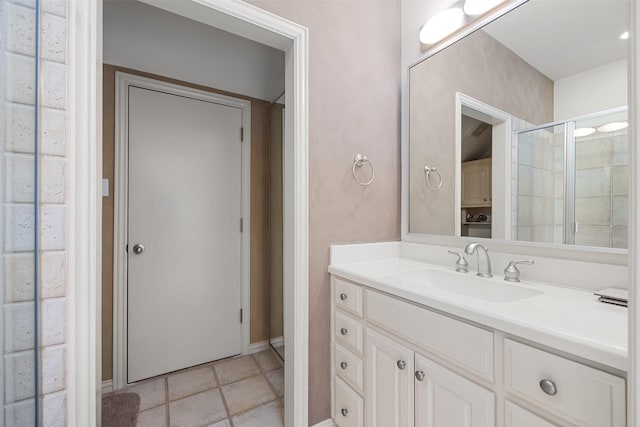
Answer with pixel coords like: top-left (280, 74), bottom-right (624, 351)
top-left (329, 243), bottom-right (627, 427)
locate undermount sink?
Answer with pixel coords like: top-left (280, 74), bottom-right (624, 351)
top-left (393, 269), bottom-right (543, 303)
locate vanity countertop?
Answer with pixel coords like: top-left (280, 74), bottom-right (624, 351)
top-left (329, 257), bottom-right (627, 371)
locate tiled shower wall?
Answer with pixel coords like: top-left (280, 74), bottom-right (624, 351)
top-left (2, 0), bottom-right (68, 424)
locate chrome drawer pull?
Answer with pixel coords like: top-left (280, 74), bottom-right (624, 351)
top-left (340, 362), bottom-right (348, 370)
top-left (397, 360), bottom-right (406, 370)
top-left (415, 370), bottom-right (425, 381)
top-left (340, 293), bottom-right (348, 301)
top-left (340, 328), bottom-right (348, 335)
top-left (341, 408), bottom-right (349, 417)
top-left (539, 379), bottom-right (557, 396)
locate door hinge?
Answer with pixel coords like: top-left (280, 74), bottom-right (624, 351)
top-left (240, 127), bottom-right (244, 142)
top-left (240, 218), bottom-right (244, 233)
top-left (125, 244), bottom-right (128, 253)
top-left (240, 309), bottom-right (244, 323)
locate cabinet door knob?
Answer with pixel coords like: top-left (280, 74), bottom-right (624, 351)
top-left (340, 328), bottom-right (348, 336)
top-left (340, 361), bottom-right (348, 370)
top-left (539, 379), bottom-right (557, 396)
top-left (341, 408), bottom-right (349, 417)
top-left (415, 370), bottom-right (425, 381)
top-left (397, 360), bottom-right (406, 370)
top-left (483, 197), bottom-right (487, 202)
top-left (339, 293), bottom-right (348, 301)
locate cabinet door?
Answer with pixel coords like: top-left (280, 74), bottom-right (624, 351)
top-left (366, 329), bottom-right (414, 427)
top-left (461, 160), bottom-right (491, 207)
top-left (505, 401), bottom-right (558, 427)
top-left (415, 353), bottom-right (494, 427)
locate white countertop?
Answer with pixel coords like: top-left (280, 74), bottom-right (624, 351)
top-left (329, 258), bottom-right (628, 371)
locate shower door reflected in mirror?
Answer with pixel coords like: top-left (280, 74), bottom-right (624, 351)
top-left (269, 94), bottom-right (285, 360)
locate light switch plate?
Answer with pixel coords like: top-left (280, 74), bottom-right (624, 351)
top-left (102, 179), bottom-right (109, 197)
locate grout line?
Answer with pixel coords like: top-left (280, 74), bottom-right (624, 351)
top-left (164, 376), bottom-right (169, 427)
top-left (211, 364), bottom-right (234, 427)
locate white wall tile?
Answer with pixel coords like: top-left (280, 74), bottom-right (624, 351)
top-left (41, 205), bottom-right (65, 250)
top-left (8, 0), bottom-right (36, 9)
top-left (6, 103), bottom-right (35, 153)
top-left (4, 350), bottom-right (36, 403)
top-left (612, 135), bottom-right (628, 166)
top-left (41, 156), bottom-right (66, 204)
top-left (41, 0), bottom-right (66, 17)
top-left (41, 13), bottom-right (66, 63)
top-left (4, 399), bottom-right (36, 426)
top-left (4, 302), bottom-right (35, 353)
top-left (6, 53), bottom-right (36, 105)
top-left (42, 391), bottom-right (67, 427)
top-left (41, 107), bottom-right (66, 156)
top-left (41, 251), bottom-right (66, 298)
top-left (575, 167), bottom-right (611, 197)
top-left (613, 196), bottom-right (628, 226)
top-left (4, 204), bottom-right (35, 252)
top-left (5, 153), bottom-right (35, 203)
top-left (41, 345), bottom-right (66, 394)
top-left (41, 298), bottom-right (65, 346)
top-left (6, 3), bottom-right (36, 57)
top-left (41, 61), bottom-right (67, 109)
top-left (575, 196), bottom-right (611, 225)
top-left (5, 253), bottom-right (35, 302)
top-left (612, 165), bottom-right (628, 196)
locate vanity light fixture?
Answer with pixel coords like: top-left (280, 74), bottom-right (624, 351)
top-left (463, 0), bottom-right (505, 16)
top-left (596, 121), bottom-right (628, 133)
top-left (420, 7), bottom-right (465, 45)
top-left (574, 127), bottom-right (596, 137)
top-left (619, 31), bottom-right (629, 40)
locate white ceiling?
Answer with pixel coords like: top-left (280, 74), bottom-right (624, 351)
top-left (484, 0), bottom-right (628, 81)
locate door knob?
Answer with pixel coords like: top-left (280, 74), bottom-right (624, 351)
top-left (397, 360), bottom-right (406, 370)
top-left (340, 328), bottom-right (348, 336)
top-left (341, 408), bottom-right (349, 417)
top-left (340, 362), bottom-right (348, 370)
top-left (340, 293), bottom-right (348, 301)
top-left (539, 379), bottom-right (557, 396)
top-left (132, 244), bottom-right (145, 255)
top-left (415, 370), bottom-right (426, 381)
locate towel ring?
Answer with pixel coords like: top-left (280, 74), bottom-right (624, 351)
top-left (352, 154), bottom-right (375, 186)
top-left (424, 166), bottom-right (442, 191)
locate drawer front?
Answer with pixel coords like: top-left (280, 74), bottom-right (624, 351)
top-left (505, 401), bottom-right (558, 427)
top-left (335, 377), bottom-right (363, 427)
top-left (335, 278), bottom-right (363, 317)
top-left (366, 289), bottom-right (494, 382)
top-left (335, 311), bottom-right (363, 354)
top-left (335, 343), bottom-right (363, 392)
top-left (504, 339), bottom-right (626, 427)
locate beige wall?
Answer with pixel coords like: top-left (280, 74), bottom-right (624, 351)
top-left (101, 65), bottom-right (272, 381)
top-left (246, 1), bottom-right (402, 423)
top-left (409, 30), bottom-right (554, 235)
top-left (270, 103), bottom-right (284, 340)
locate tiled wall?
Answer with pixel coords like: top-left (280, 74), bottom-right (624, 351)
top-left (2, 0), bottom-right (68, 424)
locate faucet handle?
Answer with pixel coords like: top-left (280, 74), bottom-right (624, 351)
top-left (448, 251), bottom-right (469, 273)
top-left (504, 259), bottom-right (535, 282)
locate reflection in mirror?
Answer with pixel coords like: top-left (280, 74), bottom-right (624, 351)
top-left (409, 0), bottom-right (629, 250)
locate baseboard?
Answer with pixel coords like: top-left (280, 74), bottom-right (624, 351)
top-left (269, 336), bottom-right (284, 347)
top-left (311, 419), bottom-right (336, 427)
top-left (247, 340), bottom-right (270, 354)
top-left (102, 379), bottom-right (114, 394)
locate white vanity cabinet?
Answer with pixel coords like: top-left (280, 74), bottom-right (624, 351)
top-left (330, 274), bottom-right (627, 427)
top-left (461, 158), bottom-right (492, 207)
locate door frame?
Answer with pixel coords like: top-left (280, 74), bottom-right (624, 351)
top-left (112, 72), bottom-right (252, 389)
top-left (68, 0), bottom-right (309, 425)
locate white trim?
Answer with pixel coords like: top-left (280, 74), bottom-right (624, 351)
top-left (269, 336), bottom-right (284, 347)
top-left (101, 379), bottom-right (114, 394)
top-left (69, 1), bottom-right (308, 425)
top-left (112, 73), bottom-right (252, 389)
top-left (248, 340), bottom-right (270, 354)
top-left (311, 419), bottom-right (337, 427)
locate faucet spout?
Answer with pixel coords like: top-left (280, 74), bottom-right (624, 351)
top-left (464, 242), bottom-right (493, 278)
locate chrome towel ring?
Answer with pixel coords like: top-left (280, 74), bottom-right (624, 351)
top-left (352, 154), bottom-right (375, 186)
top-left (424, 166), bottom-right (442, 191)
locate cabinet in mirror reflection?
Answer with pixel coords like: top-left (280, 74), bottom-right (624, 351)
top-left (408, 0), bottom-right (629, 250)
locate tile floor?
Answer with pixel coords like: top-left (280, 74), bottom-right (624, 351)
top-left (111, 350), bottom-right (285, 427)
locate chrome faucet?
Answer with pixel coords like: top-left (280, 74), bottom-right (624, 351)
top-left (464, 242), bottom-right (493, 278)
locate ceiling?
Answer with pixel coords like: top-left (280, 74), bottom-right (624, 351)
top-left (484, 0), bottom-right (628, 81)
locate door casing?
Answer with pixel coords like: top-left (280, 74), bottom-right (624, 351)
top-left (112, 72), bottom-right (252, 389)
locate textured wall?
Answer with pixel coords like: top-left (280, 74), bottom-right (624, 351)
top-left (409, 29), bottom-right (553, 235)
top-left (246, 0), bottom-right (402, 423)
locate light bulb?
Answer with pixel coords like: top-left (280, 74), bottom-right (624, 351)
top-left (596, 122), bottom-right (628, 133)
top-left (420, 8), bottom-right (465, 45)
top-left (574, 127), bottom-right (596, 137)
top-left (463, 0), bottom-right (504, 16)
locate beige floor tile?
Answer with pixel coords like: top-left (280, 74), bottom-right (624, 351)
top-left (136, 405), bottom-right (167, 427)
top-left (213, 356), bottom-right (260, 385)
top-left (232, 401), bottom-right (283, 427)
top-left (264, 368), bottom-right (284, 398)
top-left (118, 377), bottom-right (166, 411)
top-left (168, 366), bottom-right (217, 401)
top-left (206, 419), bottom-right (231, 427)
top-left (169, 389), bottom-right (226, 427)
top-left (253, 350), bottom-right (282, 372)
top-left (221, 375), bottom-right (276, 415)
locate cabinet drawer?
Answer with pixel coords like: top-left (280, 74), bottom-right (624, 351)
top-left (335, 278), bottom-right (363, 317)
top-left (335, 343), bottom-right (363, 392)
top-left (335, 311), bottom-right (363, 354)
top-left (335, 377), bottom-right (363, 427)
top-left (504, 339), bottom-right (625, 427)
top-left (505, 401), bottom-right (558, 427)
top-left (366, 290), bottom-right (494, 382)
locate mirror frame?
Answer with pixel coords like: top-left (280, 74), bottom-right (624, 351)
top-left (401, 0), bottom-right (629, 266)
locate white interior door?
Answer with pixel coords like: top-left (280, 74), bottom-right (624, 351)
top-left (127, 86), bottom-right (243, 383)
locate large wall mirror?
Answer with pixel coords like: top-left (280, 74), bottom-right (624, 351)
top-left (408, 0), bottom-right (629, 250)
